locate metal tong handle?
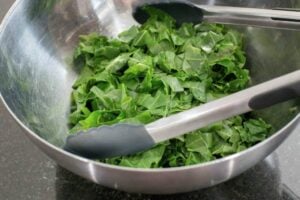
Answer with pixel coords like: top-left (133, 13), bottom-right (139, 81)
top-left (146, 70), bottom-right (300, 143)
top-left (199, 5), bottom-right (300, 30)
top-left (201, 6), bottom-right (300, 20)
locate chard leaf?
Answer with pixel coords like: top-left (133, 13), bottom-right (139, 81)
top-left (161, 75), bottom-right (184, 93)
top-left (79, 110), bottom-right (102, 129)
top-left (156, 51), bottom-right (177, 72)
top-left (118, 26), bottom-right (140, 43)
top-left (105, 53), bottom-right (131, 74)
top-left (70, 7), bottom-right (272, 168)
top-left (185, 132), bottom-right (213, 161)
top-left (119, 144), bottom-right (167, 168)
top-left (137, 90), bottom-right (169, 110)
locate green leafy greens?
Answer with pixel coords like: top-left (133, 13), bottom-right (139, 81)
top-left (69, 7), bottom-right (272, 168)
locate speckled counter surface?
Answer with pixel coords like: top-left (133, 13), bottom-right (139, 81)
top-left (1, 1), bottom-right (300, 200)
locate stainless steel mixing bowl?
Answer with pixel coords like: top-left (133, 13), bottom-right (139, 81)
top-left (0, 0), bottom-right (299, 194)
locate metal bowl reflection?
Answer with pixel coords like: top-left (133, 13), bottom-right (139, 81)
top-left (0, 0), bottom-right (299, 194)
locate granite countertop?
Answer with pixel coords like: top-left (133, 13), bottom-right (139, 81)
top-left (1, 1), bottom-right (300, 200)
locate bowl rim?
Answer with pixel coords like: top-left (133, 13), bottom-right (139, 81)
top-left (0, 0), bottom-right (299, 173)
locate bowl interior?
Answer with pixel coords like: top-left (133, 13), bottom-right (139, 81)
top-left (0, 0), bottom-right (299, 148)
